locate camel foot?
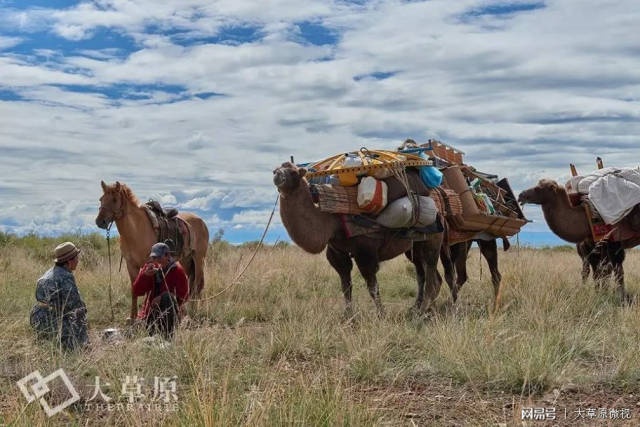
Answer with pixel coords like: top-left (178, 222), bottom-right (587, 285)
top-left (406, 306), bottom-right (432, 322)
top-left (375, 304), bottom-right (386, 319)
top-left (621, 292), bottom-right (633, 306)
top-left (342, 307), bottom-right (358, 324)
top-left (407, 304), bottom-right (423, 319)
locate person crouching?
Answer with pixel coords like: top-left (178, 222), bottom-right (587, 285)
top-left (131, 243), bottom-right (189, 339)
top-left (30, 242), bottom-right (89, 351)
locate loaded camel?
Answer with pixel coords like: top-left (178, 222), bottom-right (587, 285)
top-left (273, 162), bottom-right (445, 316)
top-left (95, 181), bottom-right (209, 319)
top-left (518, 180), bottom-right (639, 302)
top-left (396, 139), bottom-right (508, 305)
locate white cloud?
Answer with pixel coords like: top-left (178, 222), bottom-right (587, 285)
top-left (231, 208), bottom-right (282, 228)
top-left (1, 0), bottom-right (639, 241)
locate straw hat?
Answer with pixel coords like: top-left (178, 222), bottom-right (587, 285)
top-left (54, 242), bottom-right (80, 263)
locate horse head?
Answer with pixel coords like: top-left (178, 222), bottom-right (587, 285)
top-left (96, 180), bottom-right (125, 229)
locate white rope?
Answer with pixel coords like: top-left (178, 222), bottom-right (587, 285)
top-left (193, 194), bottom-right (279, 302)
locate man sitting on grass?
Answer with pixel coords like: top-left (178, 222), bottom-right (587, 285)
top-left (131, 242), bottom-right (189, 339)
top-left (30, 241), bottom-right (89, 351)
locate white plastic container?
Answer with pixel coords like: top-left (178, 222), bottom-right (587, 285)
top-left (343, 154), bottom-right (363, 168)
top-left (357, 176), bottom-right (388, 214)
top-left (376, 196), bottom-right (438, 228)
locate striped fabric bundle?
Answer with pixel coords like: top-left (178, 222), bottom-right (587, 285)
top-left (312, 184), bottom-right (366, 214)
top-left (430, 187), bottom-right (463, 217)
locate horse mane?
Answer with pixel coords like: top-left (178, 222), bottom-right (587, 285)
top-left (119, 183), bottom-right (140, 206)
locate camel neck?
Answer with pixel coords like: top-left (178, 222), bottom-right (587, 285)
top-left (279, 180), bottom-right (341, 254)
top-left (541, 192), bottom-right (591, 243)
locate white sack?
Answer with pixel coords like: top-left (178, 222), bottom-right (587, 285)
top-left (376, 196), bottom-right (438, 228)
top-left (575, 167), bottom-right (640, 224)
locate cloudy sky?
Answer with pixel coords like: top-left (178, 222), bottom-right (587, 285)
top-left (1, 0), bottom-right (639, 243)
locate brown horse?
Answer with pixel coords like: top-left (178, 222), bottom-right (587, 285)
top-left (95, 181), bottom-right (209, 317)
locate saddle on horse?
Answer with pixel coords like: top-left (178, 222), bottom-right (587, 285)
top-left (143, 200), bottom-right (193, 259)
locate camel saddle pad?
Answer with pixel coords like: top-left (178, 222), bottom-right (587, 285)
top-left (337, 214), bottom-right (443, 241)
top-left (583, 200), bottom-right (640, 243)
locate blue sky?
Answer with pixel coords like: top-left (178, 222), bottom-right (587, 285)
top-left (0, 0), bottom-right (639, 245)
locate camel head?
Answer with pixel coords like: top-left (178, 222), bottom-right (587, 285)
top-left (96, 180), bottom-right (124, 229)
top-left (518, 179), bottom-right (562, 206)
top-left (273, 162), bottom-right (307, 194)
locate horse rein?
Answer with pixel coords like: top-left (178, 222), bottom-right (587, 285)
top-left (106, 220), bottom-right (115, 322)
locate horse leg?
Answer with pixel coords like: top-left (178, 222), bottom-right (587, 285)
top-left (182, 257), bottom-right (196, 296)
top-left (440, 242), bottom-right (458, 302)
top-left (126, 261), bottom-right (140, 320)
top-left (353, 251), bottom-right (384, 317)
top-left (326, 245), bottom-right (354, 318)
top-left (189, 253), bottom-right (205, 297)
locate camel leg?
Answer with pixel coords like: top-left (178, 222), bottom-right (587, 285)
top-left (451, 241), bottom-right (470, 293)
top-left (614, 261), bottom-right (627, 303)
top-left (420, 234), bottom-right (444, 312)
top-left (478, 239), bottom-right (502, 298)
top-left (326, 245), bottom-right (354, 317)
top-left (405, 245), bottom-right (426, 310)
top-left (353, 251), bottom-right (384, 317)
top-left (576, 241), bottom-right (592, 283)
top-left (581, 256), bottom-right (591, 283)
top-left (591, 245), bottom-right (611, 290)
top-left (440, 242), bottom-right (458, 302)
top-left (478, 239), bottom-right (502, 312)
top-left (607, 242), bottom-right (628, 303)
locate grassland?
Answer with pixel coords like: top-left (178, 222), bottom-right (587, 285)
top-left (1, 233), bottom-right (640, 426)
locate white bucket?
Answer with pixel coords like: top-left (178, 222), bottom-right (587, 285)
top-left (357, 176), bottom-right (388, 213)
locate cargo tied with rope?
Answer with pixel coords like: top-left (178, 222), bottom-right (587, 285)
top-left (299, 147), bottom-right (444, 237)
top-left (440, 164), bottom-right (527, 238)
top-left (298, 141), bottom-right (527, 241)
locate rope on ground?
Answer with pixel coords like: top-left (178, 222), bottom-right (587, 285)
top-left (195, 194), bottom-right (280, 302)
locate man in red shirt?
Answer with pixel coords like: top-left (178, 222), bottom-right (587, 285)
top-left (131, 242), bottom-right (189, 338)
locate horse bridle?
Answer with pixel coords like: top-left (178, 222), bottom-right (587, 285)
top-left (99, 188), bottom-right (126, 223)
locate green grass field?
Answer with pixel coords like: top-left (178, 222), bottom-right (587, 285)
top-left (1, 233), bottom-right (640, 426)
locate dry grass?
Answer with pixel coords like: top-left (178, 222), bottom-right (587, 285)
top-left (1, 234), bottom-right (640, 426)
